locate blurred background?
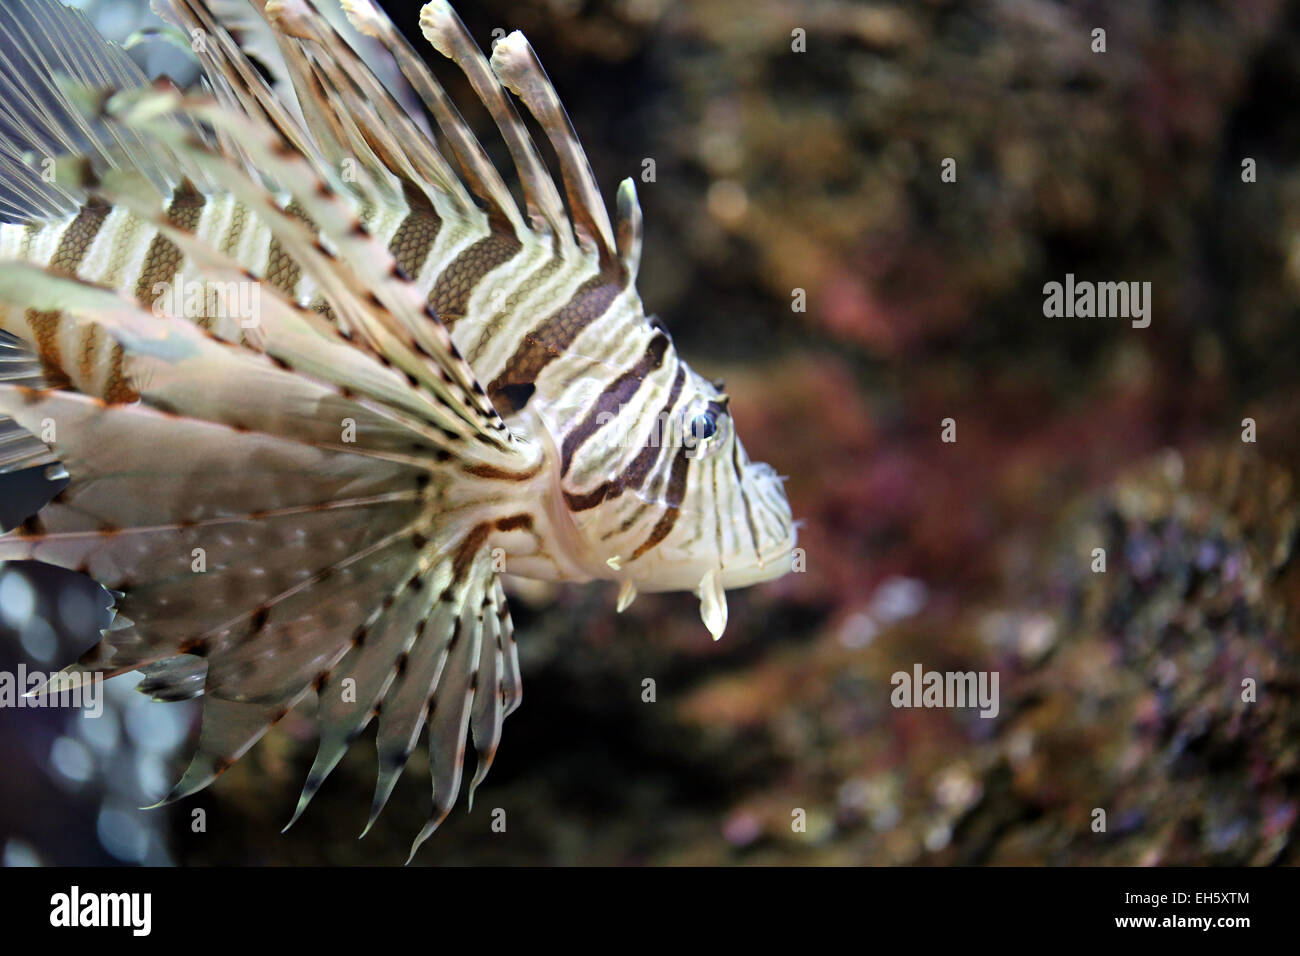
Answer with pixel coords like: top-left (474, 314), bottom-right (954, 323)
top-left (2, 0), bottom-right (1300, 865)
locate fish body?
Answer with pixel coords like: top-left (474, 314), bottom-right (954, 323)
top-left (0, 0), bottom-right (795, 857)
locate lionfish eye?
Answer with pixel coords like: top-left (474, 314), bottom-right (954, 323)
top-left (689, 412), bottom-right (718, 442)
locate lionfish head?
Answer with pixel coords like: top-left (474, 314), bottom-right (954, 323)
top-left (554, 346), bottom-right (796, 639)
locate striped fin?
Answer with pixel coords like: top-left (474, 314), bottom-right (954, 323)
top-left (0, 77), bottom-right (534, 847)
top-left (163, 0), bottom-right (401, 213)
top-left (200, 0), bottom-right (435, 142)
top-left (467, 574), bottom-right (510, 807)
top-left (135, 655), bottom-right (207, 702)
top-left (615, 178), bottom-right (644, 283)
top-left (280, 534), bottom-right (509, 861)
top-left (97, 83), bottom-right (523, 453)
top-left (194, 0), bottom-right (308, 131)
top-left (408, 550), bottom-right (489, 859)
top-left (167, 0), bottom-right (478, 225)
top-left (0, 273), bottom-right (523, 853)
top-left (0, 381), bottom-right (427, 676)
top-left (161, 0), bottom-right (323, 173)
top-left (0, 329), bottom-right (44, 387)
top-left (213, 0), bottom-right (619, 267)
top-left (0, 0), bottom-right (200, 222)
top-left (486, 27), bottom-right (618, 270)
top-left (0, 257), bottom-right (484, 466)
top-left (0, 329), bottom-right (59, 476)
top-left (149, 696), bottom-right (294, 803)
top-left (496, 576), bottom-right (522, 719)
top-left (265, 0), bottom-right (527, 235)
top-left (362, 541), bottom-right (497, 860)
top-left (284, 556), bottom-right (452, 831)
top-left (177, 0), bottom-right (435, 216)
top-left (401, 0), bottom-right (569, 240)
top-left (249, 0), bottom-right (476, 214)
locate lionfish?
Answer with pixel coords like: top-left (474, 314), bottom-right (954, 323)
top-left (0, 0), bottom-right (795, 858)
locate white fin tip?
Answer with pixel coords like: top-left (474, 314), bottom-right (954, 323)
top-left (340, 0), bottom-right (387, 37)
top-left (698, 570), bottom-right (728, 641)
top-left (616, 579), bottom-right (637, 613)
top-left (418, 1), bottom-right (458, 59)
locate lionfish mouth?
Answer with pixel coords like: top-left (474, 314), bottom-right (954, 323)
top-left (620, 462), bottom-right (795, 641)
top-left (697, 524), bottom-right (796, 641)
